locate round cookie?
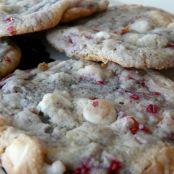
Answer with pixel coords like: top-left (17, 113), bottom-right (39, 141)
top-left (0, 126), bottom-right (65, 174)
top-left (1, 59), bottom-right (174, 173)
top-left (61, 0), bottom-right (108, 23)
top-left (47, 5), bottom-right (174, 69)
top-left (0, 0), bottom-right (108, 37)
top-left (0, 39), bottom-right (21, 78)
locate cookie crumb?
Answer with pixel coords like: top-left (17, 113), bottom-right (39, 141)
top-left (121, 26), bottom-right (129, 35)
top-left (100, 63), bottom-right (108, 68)
top-left (38, 62), bottom-right (48, 71)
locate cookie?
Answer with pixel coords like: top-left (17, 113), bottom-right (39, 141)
top-left (0, 126), bottom-right (65, 174)
top-left (131, 143), bottom-right (174, 174)
top-left (0, 39), bottom-right (21, 78)
top-left (0, 0), bottom-right (107, 37)
top-left (61, 0), bottom-right (108, 23)
top-left (47, 5), bottom-right (174, 69)
top-left (1, 59), bottom-right (174, 173)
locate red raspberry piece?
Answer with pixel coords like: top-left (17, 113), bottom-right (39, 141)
top-left (146, 104), bottom-right (158, 114)
top-left (92, 100), bottom-right (99, 107)
top-left (107, 160), bottom-right (122, 174)
top-left (129, 117), bottom-right (139, 134)
top-left (151, 92), bottom-right (160, 96)
top-left (89, 96), bottom-right (97, 100)
top-left (130, 94), bottom-right (140, 100)
top-left (6, 26), bottom-right (16, 36)
top-left (4, 17), bottom-right (14, 23)
top-left (165, 42), bottom-right (174, 49)
top-left (96, 80), bottom-right (105, 85)
top-left (74, 163), bottom-right (90, 174)
top-left (140, 126), bottom-right (151, 134)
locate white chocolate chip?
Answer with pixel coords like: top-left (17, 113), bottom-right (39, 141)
top-left (95, 31), bottom-right (111, 42)
top-left (129, 19), bottom-right (152, 33)
top-left (1, 132), bottom-right (45, 174)
top-left (77, 65), bottom-right (106, 81)
top-left (37, 90), bottom-right (72, 115)
top-left (82, 99), bottom-right (117, 125)
top-left (44, 161), bottom-right (66, 174)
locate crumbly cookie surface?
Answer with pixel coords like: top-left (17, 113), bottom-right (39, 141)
top-left (0, 0), bottom-right (108, 37)
top-left (1, 59), bottom-right (174, 173)
top-left (47, 5), bottom-right (174, 69)
top-left (0, 39), bottom-right (21, 78)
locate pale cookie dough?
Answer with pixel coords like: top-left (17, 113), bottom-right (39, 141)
top-left (0, 39), bottom-right (21, 78)
top-left (47, 5), bottom-right (174, 69)
top-left (1, 59), bottom-right (174, 173)
top-left (131, 143), bottom-right (174, 174)
top-left (61, 0), bottom-right (108, 23)
top-left (0, 0), bottom-right (108, 37)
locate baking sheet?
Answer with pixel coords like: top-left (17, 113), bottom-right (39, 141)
top-left (47, 0), bottom-right (174, 81)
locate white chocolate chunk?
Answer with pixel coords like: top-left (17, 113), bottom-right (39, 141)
top-left (37, 90), bottom-right (72, 114)
top-left (44, 161), bottom-right (66, 174)
top-left (37, 91), bottom-right (78, 128)
top-left (0, 126), bottom-right (65, 174)
top-left (95, 31), bottom-right (111, 42)
top-left (77, 65), bottom-right (106, 81)
top-left (81, 99), bottom-right (116, 125)
top-left (129, 19), bottom-right (152, 33)
top-left (1, 130), bottom-right (45, 174)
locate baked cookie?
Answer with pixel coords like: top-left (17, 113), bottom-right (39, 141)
top-left (0, 0), bottom-right (108, 37)
top-left (1, 59), bottom-right (174, 173)
top-left (131, 143), bottom-right (174, 174)
top-left (47, 5), bottom-right (174, 69)
top-left (0, 126), bottom-right (66, 174)
top-left (0, 39), bottom-right (21, 78)
top-left (61, 0), bottom-right (108, 23)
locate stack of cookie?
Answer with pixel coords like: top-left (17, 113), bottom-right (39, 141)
top-left (0, 0), bottom-right (108, 78)
top-left (1, 1), bottom-right (174, 174)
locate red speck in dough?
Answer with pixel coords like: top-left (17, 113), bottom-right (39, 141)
top-left (96, 80), bottom-right (105, 85)
top-left (92, 100), bottom-right (99, 107)
top-left (166, 42), bottom-right (174, 49)
top-left (107, 160), bottom-right (122, 174)
top-left (89, 96), bottom-right (97, 100)
top-left (140, 126), bottom-right (151, 134)
top-left (130, 94), bottom-right (140, 100)
top-left (129, 117), bottom-right (139, 134)
top-left (4, 17), bottom-right (14, 23)
top-left (151, 92), bottom-right (160, 96)
top-left (146, 104), bottom-right (158, 114)
top-left (74, 163), bottom-right (90, 174)
top-left (6, 26), bottom-right (16, 36)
